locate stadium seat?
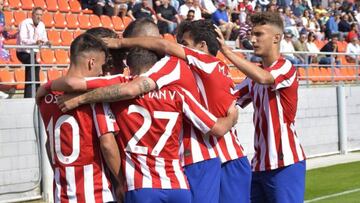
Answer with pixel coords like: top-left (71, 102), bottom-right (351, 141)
top-left (100, 15), bottom-right (113, 29)
top-left (58, 0), bottom-right (70, 12)
top-left (55, 50), bottom-right (70, 64)
top-left (82, 8), bottom-right (93, 14)
top-left (216, 52), bottom-right (231, 65)
top-left (60, 30), bottom-right (74, 46)
top-left (319, 68), bottom-right (332, 82)
top-left (229, 68), bottom-right (244, 84)
top-left (163, 33), bottom-right (176, 42)
top-left (14, 68), bottom-right (25, 90)
top-left (3, 30), bottom-right (18, 45)
top-left (297, 67), bottom-right (307, 80)
top-left (69, 0), bottom-right (82, 13)
top-left (40, 49), bottom-right (56, 64)
top-left (47, 68), bottom-right (62, 80)
top-left (9, 49), bottom-right (21, 64)
top-left (73, 30), bottom-right (84, 38)
top-left (65, 13), bottom-right (79, 29)
top-left (8, 0), bottom-right (21, 9)
top-left (62, 68), bottom-right (68, 76)
top-left (14, 11), bottom-right (28, 26)
top-left (78, 14), bottom-right (91, 29)
top-left (121, 16), bottom-right (132, 28)
top-left (39, 69), bottom-right (47, 83)
top-left (54, 13), bottom-right (67, 29)
top-left (112, 16), bottom-right (125, 31)
top-left (45, 0), bottom-right (58, 12)
top-left (89, 15), bottom-right (102, 27)
top-left (42, 12), bottom-right (54, 28)
top-left (0, 68), bottom-right (15, 91)
top-left (21, 0), bottom-right (34, 10)
top-left (3, 11), bottom-right (14, 26)
top-left (34, 0), bottom-right (46, 8)
top-left (47, 29), bottom-right (61, 46)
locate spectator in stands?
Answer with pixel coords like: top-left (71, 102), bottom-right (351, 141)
top-left (346, 23), bottom-right (359, 43)
top-left (345, 35), bottom-right (360, 63)
top-left (325, 11), bottom-right (340, 40)
top-left (185, 9), bottom-right (195, 21)
top-left (93, 0), bottom-right (115, 16)
top-left (16, 7), bottom-right (50, 98)
top-left (283, 7), bottom-right (299, 38)
top-left (240, 29), bottom-right (262, 63)
top-left (280, 29), bottom-right (305, 65)
top-left (179, 0), bottom-right (201, 20)
top-left (306, 31), bottom-right (320, 63)
top-left (291, 0), bottom-right (306, 17)
top-left (128, 0), bottom-right (157, 22)
top-left (319, 33), bottom-right (340, 67)
top-left (294, 30), bottom-right (310, 64)
top-left (113, 0), bottom-right (127, 16)
top-left (80, 0), bottom-right (98, 10)
top-left (117, 2), bottom-right (128, 18)
top-left (338, 13), bottom-right (352, 36)
top-left (157, 0), bottom-right (181, 34)
top-left (212, 2), bottom-right (234, 40)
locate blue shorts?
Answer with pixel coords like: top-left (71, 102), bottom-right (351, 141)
top-left (184, 157), bottom-right (221, 203)
top-left (251, 160), bottom-right (306, 203)
top-left (125, 188), bottom-right (191, 203)
top-left (220, 156), bottom-right (252, 203)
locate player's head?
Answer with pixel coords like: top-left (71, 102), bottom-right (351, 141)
top-left (70, 33), bottom-right (108, 77)
top-left (127, 48), bottom-right (160, 76)
top-left (85, 27), bottom-right (126, 74)
top-left (249, 12), bottom-right (283, 57)
top-left (177, 20), bottom-right (220, 56)
top-left (123, 18), bottom-right (160, 38)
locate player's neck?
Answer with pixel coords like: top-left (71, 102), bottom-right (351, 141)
top-left (67, 65), bottom-right (85, 77)
top-left (262, 52), bottom-right (280, 68)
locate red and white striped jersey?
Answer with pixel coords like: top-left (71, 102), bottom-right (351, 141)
top-left (143, 55), bottom-right (218, 166)
top-left (235, 58), bottom-right (306, 171)
top-left (183, 47), bottom-right (246, 163)
top-left (38, 92), bottom-right (116, 203)
top-left (95, 85), bottom-right (218, 191)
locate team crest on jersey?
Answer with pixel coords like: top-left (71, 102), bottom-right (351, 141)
top-left (107, 109), bottom-right (115, 120)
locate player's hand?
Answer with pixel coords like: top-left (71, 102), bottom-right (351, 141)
top-left (116, 174), bottom-right (126, 203)
top-left (214, 25), bottom-right (226, 50)
top-left (227, 101), bottom-right (239, 126)
top-left (102, 37), bottom-right (122, 49)
top-left (57, 93), bottom-right (81, 112)
top-left (35, 85), bottom-right (49, 105)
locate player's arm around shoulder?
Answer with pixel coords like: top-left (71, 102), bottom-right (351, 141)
top-left (209, 101), bottom-right (238, 137)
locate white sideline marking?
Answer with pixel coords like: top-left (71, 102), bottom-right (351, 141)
top-left (305, 188), bottom-right (360, 202)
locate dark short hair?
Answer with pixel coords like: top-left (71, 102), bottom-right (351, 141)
top-left (127, 48), bottom-right (159, 74)
top-left (32, 7), bottom-right (43, 14)
top-left (250, 12), bottom-right (284, 32)
top-left (70, 33), bottom-right (108, 65)
top-left (188, 9), bottom-right (195, 14)
top-left (86, 27), bottom-right (119, 39)
top-left (177, 20), bottom-right (220, 56)
top-left (123, 18), bottom-right (158, 38)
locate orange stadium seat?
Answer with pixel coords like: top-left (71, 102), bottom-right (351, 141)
top-left (163, 33), bottom-right (176, 42)
top-left (47, 29), bottom-right (61, 46)
top-left (319, 68), bottom-right (331, 82)
top-left (216, 51), bottom-right (231, 65)
top-left (8, 0), bottom-right (21, 9)
top-left (0, 69), bottom-right (15, 91)
top-left (297, 67), bottom-right (306, 80)
top-left (82, 8), bottom-right (93, 14)
top-left (66, 13), bottom-right (79, 29)
top-left (3, 11), bottom-right (14, 26)
top-left (121, 16), bottom-right (132, 28)
top-left (60, 30), bottom-right (73, 46)
top-left (42, 12), bottom-right (54, 28)
top-left (39, 69), bottom-right (47, 83)
top-left (47, 68), bottom-right (62, 80)
top-left (55, 50), bottom-right (70, 64)
top-left (34, 0), bottom-right (46, 7)
top-left (112, 16), bottom-right (125, 31)
top-left (14, 68), bottom-right (25, 90)
top-left (21, 0), bottom-right (34, 10)
top-left (100, 15), bottom-right (113, 29)
top-left (73, 30), bottom-right (84, 38)
top-left (89, 15), bottom-right (102, 27)
top-left (54, 13), bottom-right (67, 28)
top-left (14, 11), bottom-right (27, 26)
top-left (45, 0), bottom-right (58, 12)
top-left (69, 0), bottom-right (82, 13)
top-left (40, 49), bottom-right (56, 64)
top-left (229, 68), bottom-right (244, 84)
top-left (9, 49), bottom-right (21, 64)
top-left (3, 30), bottom-right (18, 45)
top-left (62, 68), bottom-right (68, 76)
top-left (78, 14), bottom-right (91, 29)
top-left (58, 0), bottom-right (70, 12)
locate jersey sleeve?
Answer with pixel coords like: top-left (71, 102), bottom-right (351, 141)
top-left (91, 103), bottom-right (119, 137)
top-left (235, 78), bottom-right (252, 108)
top-left (141, 55), bottom-right (181, 89)
top-left (85, 74), bottom-right (129, 90)
top-left (269, 59), bottom-right (298, 90)
top-left (179, 88), bottom-right (217, 134)
top-left (183, 46), bottom-right (220, 75)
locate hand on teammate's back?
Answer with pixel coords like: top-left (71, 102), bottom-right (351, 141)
top-left (102, 37), bottom-right (122, 49)
top-left (227, 101), bottom-right (239, 126)
top-left (57, 93), bottom-right (82, 112)
top-left (35, 85), bottom-right (49, 104)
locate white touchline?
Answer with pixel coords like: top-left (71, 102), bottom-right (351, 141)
top-left (305, 188), bottom-right (360, 203)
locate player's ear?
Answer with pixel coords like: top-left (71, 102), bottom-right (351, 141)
top-left (273, 33), bottom-right (282, 44)
top-left (88, 57), bottom-right (95, 71)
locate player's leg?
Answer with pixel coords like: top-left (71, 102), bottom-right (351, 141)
top-left (220, 156), bottom-right (252, 203)
top-left (262, 160), bottom-right (306, 203)
top-left (184, 157), bottom-right (221, 203)
top-left (251, 171), bottom-right (267, 203)
top-left (125, 188), bottom-right (191, 203)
